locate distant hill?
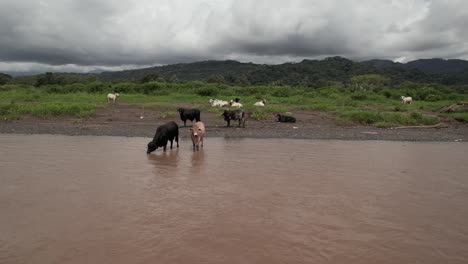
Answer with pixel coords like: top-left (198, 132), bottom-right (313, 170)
top-left (99, 60), bottom-right (258, 82)
top-left (97, 56), bottom-right (468, 85)
top-left (5, 57), bottom-right (468, 86)
top-left (405, 58), bottom-right (468, 74)
top-left (363, 58), bottom-right (468, 74)
top-left (361, 58), bottom-right (468, 85)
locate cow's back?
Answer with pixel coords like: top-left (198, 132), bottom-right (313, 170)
top-left (154, 121), bottom-right (178, 143)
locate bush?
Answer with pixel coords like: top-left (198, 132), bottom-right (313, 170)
top-left (86, 82), bottom-right (108, 93)
top-left (271, 87), bottom-right (292, 97)
top-left (425, 94), bottom-right (442, 102)
top-left (449, 112), bottom-right (468, 122)
top-left (336, 97), bottom-right (357, 107)
top-left (113, 82), bottom-right (141, 93)
top-left (235, 86), bottom-right (265, 96)
top-left (142, 82), bottom-right (162, 94)
top-left (350, 92), bottom-right (368, 100)
top-left (195, 86), bottom-right (218, 97)
top-left (318, 87), bottom-right (340, 97)
top-left (66, 83), bottom-right (87, 93)
top-left (45, 85), bottom-right (64, 94)
top-left (339, 110), bottom-right (439, 126)
top-left (341, 111), bottom-right (381, 124)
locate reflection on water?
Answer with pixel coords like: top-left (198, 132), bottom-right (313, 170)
top-left (1, 134), bottom-right (468, 264)
top-left (190, 150), bottom-right (206, 174)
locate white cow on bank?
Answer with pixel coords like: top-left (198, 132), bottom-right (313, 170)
top-left (254, 99), bottom-right (267, 107)
top-left (229, 100), bottom-right (243, 108)
top-left (209, 99), bottom-right (229, 107)
top-left (401, 96), bottom-right (412, 104)
top-left (107, 93), bottom-right (120, 103)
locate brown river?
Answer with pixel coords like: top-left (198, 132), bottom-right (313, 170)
top-left (1, 134), bottom-right (468, 264)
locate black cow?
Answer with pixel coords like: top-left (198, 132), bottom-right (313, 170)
top-left (147, 121), bottom-right (179, 153)
top-left (222, 109), bottom-right (246, 127)
top-left (276, 114), bottom-right (296, 123)
top-left (177, 108), bottom-right (201, 127)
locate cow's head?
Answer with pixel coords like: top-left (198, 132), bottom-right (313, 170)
top-left (147, 141), bottom-right (157, 154)
top-left (275, 113), bottom-right (282, 121)
top-left (222, 110), bottom-right (231, 119)
top-left (189, 127), bottom-right (198, 136)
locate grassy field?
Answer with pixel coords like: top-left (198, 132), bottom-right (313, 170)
top-left (1, 81), bottom-right (467, 127)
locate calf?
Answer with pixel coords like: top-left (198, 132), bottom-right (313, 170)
top-left (276, 114), bottom-right (296, 123)
top-left (189, 121), bottom-right (205, 151)
top-left (222, 109), bottom-right (246, 127)
top-left (177, 108), bottom-right (201, 127)
top-left (147, 121), bottom-right (179, 153)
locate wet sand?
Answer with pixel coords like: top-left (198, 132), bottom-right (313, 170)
top-left (1, 104), bottom-right (467, 141)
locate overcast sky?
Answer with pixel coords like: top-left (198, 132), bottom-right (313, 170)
top-left (1, 0), bottom-right (468, 73)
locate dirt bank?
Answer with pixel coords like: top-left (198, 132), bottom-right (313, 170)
top-left (1, 104), bottom-right (467, 142)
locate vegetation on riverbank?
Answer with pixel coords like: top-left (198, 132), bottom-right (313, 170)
top-left (1, 78), bottom-right (467, 127)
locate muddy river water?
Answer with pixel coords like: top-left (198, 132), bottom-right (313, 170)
top-left (1, 134), bottom-right (467, 264)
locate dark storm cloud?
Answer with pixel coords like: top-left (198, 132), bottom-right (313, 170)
top-left (0, 0), bottom-right (467, 73)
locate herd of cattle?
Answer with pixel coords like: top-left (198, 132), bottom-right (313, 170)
top-left (146, 98), bottom-right (297, 154)
top-left (105, 93), bottom-right (415, 153)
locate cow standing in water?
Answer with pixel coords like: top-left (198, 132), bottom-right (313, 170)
top-left (147, 121), bottom-right (179, 153)
top-left (189, 121), bottom-right (205, 151)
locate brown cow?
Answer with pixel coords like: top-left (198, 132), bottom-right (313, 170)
top-left (189, 121), bottom-right (205, 151)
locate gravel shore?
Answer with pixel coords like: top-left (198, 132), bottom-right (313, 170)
top-left (1, 104), bottom-right (467, 142)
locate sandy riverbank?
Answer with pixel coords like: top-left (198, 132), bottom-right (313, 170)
top-left (1, 104), bottom-right (467, 142)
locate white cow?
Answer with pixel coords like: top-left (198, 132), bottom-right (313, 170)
top-left (401, 96), bottom-right (412, 104)
top-left (107, 93), bottom-right (120, 103)
top-left (209, 99), bottom-right (229, 107)
top-left (254, 99), bottom-right (266, 107)
top-left (229, 100), bottom-right (243, 108)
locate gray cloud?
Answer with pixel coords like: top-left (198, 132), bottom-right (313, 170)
top-left (1, 0), bottom-right (468, 73)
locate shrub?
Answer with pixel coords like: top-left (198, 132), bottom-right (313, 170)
top-left (113, 82), bottom-right (141, 93)
top-left (86, 82), bottom-right (108, 93)
top-left (271, 87), bottom-right (292, 97)
top-left (45, 85), bottom-right (64, 94)
top-left (339, 110), bottom-right (439, 126)
top-left (336, 97), bottom-right (357, 107)
top-left (68, 83), bottom-right (87, 93)
top-left (195, 86), bottom-right (218, 97)
top-left (350, 92), bottom-right (368, 100)
top-left (142, 82), bottom-right (162, 94)
top-left (235, 86), bottom-right (265, 96)
top-left (425, 94), bottom-right (442, 102)
top-left (449, 113), bottom-right (468, 122)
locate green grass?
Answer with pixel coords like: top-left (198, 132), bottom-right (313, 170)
top-left (1, 83), bottom-right (467, 125)
top-left (338, 110), bottom-right (439, 127)
top-left (448, 112), bottom-right (468, 122)
top-left (0, 102), bottom-right (99, 119)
